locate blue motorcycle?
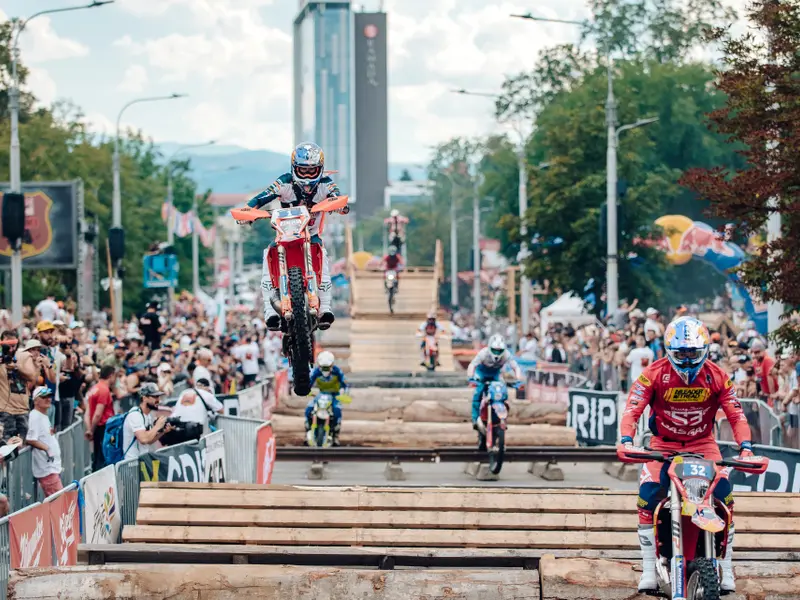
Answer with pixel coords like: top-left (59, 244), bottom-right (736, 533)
top-left (472, 379), bottom-right (520, 475)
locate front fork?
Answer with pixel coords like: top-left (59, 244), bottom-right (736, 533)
top-left (276, 242), bottom-right (320, 318)
top-left (670, 482), bottom-right (686, 600)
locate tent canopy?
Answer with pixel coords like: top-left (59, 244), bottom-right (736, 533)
top-left (540, 293), bottom-right (595, 333)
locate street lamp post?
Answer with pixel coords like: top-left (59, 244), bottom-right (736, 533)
top-left (112, 93), bottom-right (186, 323)
top-left (7, 1), bottom-right (114, 326)
top-left (443, 170), bottom-right (460, 309)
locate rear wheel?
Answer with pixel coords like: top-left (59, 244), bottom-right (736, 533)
top-left (315, 423), bottom-right (327, 448)
top-left (288, 266), bottom-right (313, 396)
top-left (488, 428), bottom-right (505, 474)
top-left (687, 558), bottom-right (720, 600)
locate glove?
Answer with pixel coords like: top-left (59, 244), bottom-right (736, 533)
top-left (616, 436), bottom-right (636, 460)
top-left (338, 205), bottom-right (350, 215)
top-left (468, 378), bottom-right (479, 387)
top-left (738, 440), bottom-right (754, 459)
top-left (235, 207), bottom-right (254, 226)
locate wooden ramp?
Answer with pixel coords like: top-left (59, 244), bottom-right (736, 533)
top-left (347, 238), bottom-right (453, 373)
top-left (123, 483), bottom-right (800, 554)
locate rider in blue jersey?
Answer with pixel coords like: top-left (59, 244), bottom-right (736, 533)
top-left (466, 335), bottom-right (523, 427)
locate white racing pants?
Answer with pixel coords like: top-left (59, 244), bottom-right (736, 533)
top-left (261, 245), bottom-right (332, 320)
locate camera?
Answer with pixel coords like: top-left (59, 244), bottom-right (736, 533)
top-left (160, 417), bottom-right (203, 446)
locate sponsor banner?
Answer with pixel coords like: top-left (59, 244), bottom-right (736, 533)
top-left (720, 442), bottom-right (800, 493)
top-left (256, 423), bottom-right (276, 485)
top-left (237, 383), bottom-right (263, 419)
top-left (526, 368), bottom-right (588, 406)
top-left (48, 490), bottom-right (80, 566)
top-left (83, 464), bottom-right (122, 544)
top-left (139, 441), bottom-right (205, 483)
top-left (274, 370), bottom-right (289, 409)
top-left (204, 430), bottom-right (226, 483)
top-left (567, 389), bottom-right (620, 446)
top-left (9, 503), bottom-right (53, 569)
top-left (0, 181), bottom-right (78, 269)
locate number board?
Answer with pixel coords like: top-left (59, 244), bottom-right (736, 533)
top-left (273, 206), bottom-right (308, 219)
top-left (679, 459), bottom-right (714, 480)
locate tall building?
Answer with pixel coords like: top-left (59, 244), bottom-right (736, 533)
top-left (294, 0), bottom-right (354, 203)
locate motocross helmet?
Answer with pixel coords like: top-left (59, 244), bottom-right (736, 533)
top-left (317, 350), bottom-right (335, 377)
top-left (488, 334), bottom-right (506, 365)
top-left (388, 246), bottom-right (397, 256)
top-left (390, 209), bottom-right (399, 218)
top-left (291, 142), bottom-right (324, 197)
top-left (664, 316), bottom-right (710, 384)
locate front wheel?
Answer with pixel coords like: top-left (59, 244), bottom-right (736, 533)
top-left (315, 422), bottom-right (328, 448)
top-left (488, 427), bottom-right (505, 474)
top-left (388, 287), bottom-right (395, 314)
top-left (687, 558), bottom-right (720, 600)
top-left (288, 266), bottom-right (313, 396)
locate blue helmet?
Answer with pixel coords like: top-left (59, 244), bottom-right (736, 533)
top-left (291, 142), bottom-right (324, 197)
top-left (664, 316), bottom-right (710, 384)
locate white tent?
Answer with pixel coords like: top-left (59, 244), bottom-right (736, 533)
top-left (540, 293), bottom-right (596, 333)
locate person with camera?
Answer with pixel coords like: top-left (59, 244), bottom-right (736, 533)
top-left (171, 377), bottom-right (224, 434)
top-left (57, 347), bottom-right (83, 431)
top-left (0, 332), bottom-right (37, 441)
top-left (121, 382), bottom-right (175, 460)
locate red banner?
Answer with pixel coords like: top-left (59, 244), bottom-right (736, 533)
top-left (48, 490), bottom-right (80, 566)
top-left (273, 369), bottom-right (289, 409)
top-left (9, 503), bottom-right (53, 569)
top-left (256, 423), bottom-right (277, 485)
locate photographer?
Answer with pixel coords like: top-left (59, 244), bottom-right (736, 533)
top-left (171, 377), bottom-right (224, 435)
top-left (121, 382), bottom-right (175, 460)
top-left (0, 332), bottom-right (36, 441)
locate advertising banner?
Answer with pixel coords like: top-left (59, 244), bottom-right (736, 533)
top-left (9, 503), bottom-right (53, 569)
top-left (567, 389), bottom-right (620, 446)
top-left (139, 441), bottom-right (205, 483)
top-left (526, 367), bottom-right (587, 406)
top-left (237, 383), bottom-right (263, 419)
top-left (720, 442), bottom-right (800, 493)
top-left (256, 423), bottom-right (276, 485)
top-left (0, 181), bottom-right (78, 269)
top-left (83, 464), bottom-right (122, 544)
top-left (48, 489), bottom-right (80, 566)
top-left (204, 430), bottom-right (226, 483)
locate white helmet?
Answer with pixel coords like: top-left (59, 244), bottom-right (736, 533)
top-left (390, 209), bottom-right (399, 218)
top-left (317, 351), bottom-right (335, 374)
top-left (488, 334), bottom-right (506, 364)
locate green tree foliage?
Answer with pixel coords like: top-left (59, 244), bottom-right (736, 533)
top-left (681, 0), bottom-right (800, 348)
top-left (0, 37), bottom-right (213, 317)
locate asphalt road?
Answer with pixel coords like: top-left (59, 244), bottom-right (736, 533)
top-left (272, 460), bottom-right (639, 490)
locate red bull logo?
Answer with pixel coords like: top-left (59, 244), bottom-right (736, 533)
top-left (655, 215), bottom-right (735, 265)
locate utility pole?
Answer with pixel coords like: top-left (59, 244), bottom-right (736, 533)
top-left (472, 175), bottom-right (482, 331)
top-left (605, 51), bottom-right (619, 317)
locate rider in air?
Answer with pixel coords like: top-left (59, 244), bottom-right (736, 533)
top-left (235, 142), bottom-right (349, 331)
top-left (305, 351), bottom-right (347, 446)
top-left (417, 312), bottom-right (446, 367)
top-left (384, 209), bottom-right (409, 254)
top-left (467, 335), bottom-right (523, 429)
top-left (381, 246), bottom-right (405, 289)
top-left (618, 316), bottom-right (753, 594)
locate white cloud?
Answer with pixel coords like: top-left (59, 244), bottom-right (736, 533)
top-left (117, 65), bottom-right (149, 93)
top-left (16, 16), bottom-right (90, 63)
top-left (116, 0), bottom-right (277, 28)
top-left (25, 67), bottom-right (58, 106)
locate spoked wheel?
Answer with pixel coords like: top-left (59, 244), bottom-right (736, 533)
top-left (288, 266), bottom-right (314, 396)
top-left (687, 558), bottom-right (720, 600)
top-left (488, 428), bottom-right (505, 474)
top-left (315, 424), bottom-right (328, 448)
top-left (388, 287), bottom-right (395, 314)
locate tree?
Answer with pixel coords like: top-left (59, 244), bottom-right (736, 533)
top-left (681, 0), bottom-right (800, 348)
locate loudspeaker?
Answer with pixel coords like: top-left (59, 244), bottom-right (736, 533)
top-left (109, 226), bottom-right (125, 262)
top-left (1, 192), bottom-right (25, 243)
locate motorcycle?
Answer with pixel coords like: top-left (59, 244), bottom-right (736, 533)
top-left (306, 393), bottom-right (335, 447)
top-left (231, 196), bottom-right (349, 396)
top-left (619, 447), bottom-right (768, 600)
top-left (384, 270), bottom-right (398, 314)
top-left (473, 380), bottom-right (519, 474)
top-left (423, 334), bottom-right (439, 371)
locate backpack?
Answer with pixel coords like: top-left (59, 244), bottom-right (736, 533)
top-left (102, 407), bottom-right (141, 465)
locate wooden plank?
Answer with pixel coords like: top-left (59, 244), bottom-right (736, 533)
top-left (134, 507), bottom-right (800, 534)
top-left (9, 565), bottom-right (540, 600)
top-left (121, 525), bottom-right (798, 551)
top-left (135, 487), bottom-right (800, 516)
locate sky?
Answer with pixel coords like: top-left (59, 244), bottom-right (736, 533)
top-left (3, 0), bottom-right (747, 164)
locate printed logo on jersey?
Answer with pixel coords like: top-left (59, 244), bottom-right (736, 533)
top-left (724, 378), bottom-right (733, 389)
top-left (662, 373), bottom-right (671, 384)
top-left (637, 374), bottom-right (652, 386)
top-left (664, 388), bottom-right (710, 403)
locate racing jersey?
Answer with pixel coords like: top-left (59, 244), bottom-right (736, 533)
top-left (310, 365), bottom-right (347, 395)
top-left (384, 215), bottom-right (409, 238)
top-left (418, 322), bottom-right (445, 336)
top-left (620, 357), bottom-right (751, 445)
top-left (382, 254), bottom-right (404, 270)
top-left (467, 348), bottom-right (523, 380)
top-left (247, 173), bottom-right (342, 238)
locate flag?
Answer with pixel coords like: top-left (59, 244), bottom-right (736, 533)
top-left (214, 289), bottom-right (227, 336)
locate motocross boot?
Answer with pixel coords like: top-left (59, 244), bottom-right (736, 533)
top-left (719, 523), bottom-right (735, 594)
top-left (332, 421), bottom-right (342, 447)
top-left (318, 249), bottom-right (334, 330)
top-left (304, 419), bottom-right (313, 446)
top-left (637, 526), bottom-right (659, 593)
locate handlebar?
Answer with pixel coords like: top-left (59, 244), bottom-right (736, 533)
top-left (618, 447), bottom-right (769, 475)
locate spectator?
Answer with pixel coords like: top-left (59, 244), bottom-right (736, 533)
top-left (34, 294), bottom-right (59, 322)
top-left (172, 377), bottom-right (224, 431)
top-left (57, 347), bottom-right (83, 431)
top-left (84, 365), bottom-right (117, 472)
top-left (156, 362), bottom-right (174, 396)
top-left (138, 301), bottom-right (163, 350)
top-left (609, 298), bottom-right (639, 330)
top-left (0, 332), bottom-right (35, 441)
top-left (26, 387), bottom-right (63, 497)
top-left (191, 348), bottom-right (215, 387)
top-left (626, 335), bottom-right (655, 385)
top-left (232, 336), bottom-right (260, 387)
top-left (122, 383), bottom-right (174, 460)
top-left (102, 342), bottom-right (126, 370)
top-left (750, 339), bottom-right (777, 401)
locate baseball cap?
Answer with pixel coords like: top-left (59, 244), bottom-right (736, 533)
top-left (32, 386), bottom-right (53, 400)
top-left (646, 307), bottom-right (658, 317)
top-left (36, 321), bottom-right (55, 332)
top-left (138, 382), bottom-right (165, 398)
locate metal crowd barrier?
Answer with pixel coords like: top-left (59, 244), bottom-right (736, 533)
top-left (6, 448), bottom-right (35, 511)
top-left (115, 458), bottom-right (140, 530)
top-left (214, 415), bottom-right (263, 483)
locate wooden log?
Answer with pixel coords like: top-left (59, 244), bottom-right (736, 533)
top-left (270, 414), bottom-right (576, 447)
top-left (276, 388), bottom-right (567, 425)
top-left (539, 555), bottom-right (800, 600)
top-left (8, 564), bottom-right (541, 600)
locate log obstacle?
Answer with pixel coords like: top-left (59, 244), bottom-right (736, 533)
top-left (270, 414), bottom-right (576, 447)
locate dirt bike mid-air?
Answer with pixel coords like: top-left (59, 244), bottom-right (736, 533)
top-left (384, 269), bottom-right (398, 314)
top-left (619, 447), bottom-right (768, 600)
top-left (473, 380), bottom-right (519, 474)
top-left (231, 196), bottom-right (349, 396)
